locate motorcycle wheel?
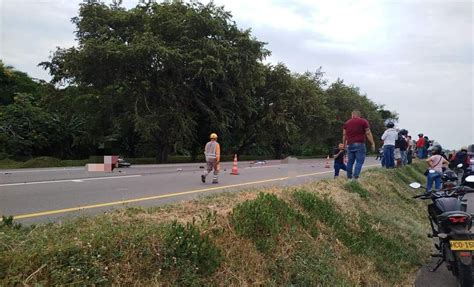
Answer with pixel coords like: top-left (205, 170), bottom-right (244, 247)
top-left (455, 259), bottom-right (473, 287)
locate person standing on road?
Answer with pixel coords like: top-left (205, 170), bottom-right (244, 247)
top-left (381, 122), bottom-right (398, 169)
top-left (333, 143), bottom-right (347, 178)
top-left (342, 110), bottom-right (376, 180)
top-left (201, 133), bottom-right (221, 184)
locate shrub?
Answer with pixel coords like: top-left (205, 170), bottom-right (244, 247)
top-left (231, 193), bottom-right (299, 252)
top-left (162, 221), bottom-right (222, 283)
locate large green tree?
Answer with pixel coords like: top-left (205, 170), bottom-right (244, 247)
top-left (41, 1), bottom-right (268, 162)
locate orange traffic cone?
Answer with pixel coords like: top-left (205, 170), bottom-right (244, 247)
top-left (231, 154), bottom-right (239, 175)
top-left (325, 156), bottom-right (331, 168)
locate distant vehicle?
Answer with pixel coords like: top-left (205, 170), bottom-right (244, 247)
top-left (117, 157), bottom-right (131, 168)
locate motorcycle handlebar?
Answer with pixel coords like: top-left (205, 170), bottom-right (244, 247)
top-left (412, 186), bottom-right (474, 200)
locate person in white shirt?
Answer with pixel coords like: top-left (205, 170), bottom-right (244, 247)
top-left (381, 122), bottom-right (398, 168)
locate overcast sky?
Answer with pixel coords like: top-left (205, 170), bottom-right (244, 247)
top-left (1, 0), bottom-right (472, 149)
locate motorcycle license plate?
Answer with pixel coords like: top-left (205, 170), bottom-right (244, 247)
top-left (450, 240), bottom-right (474, 251)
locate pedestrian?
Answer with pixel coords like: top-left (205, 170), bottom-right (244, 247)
top-left (425, 145), bottom-right (449, 192)
top-left (333, 143), bottom-right (347, 178)
top-left (342, 110), bottom-right (376, 180)
top-left (407, 135), bottom-right (414, 164)
top-left (378, 147), bottom-right (385, 167)
top-left (381, 122), bottom-right (397, 169)
top-left (424, 136), bottom-right (430, 158)
top-left (397, 129), bottom-right (409, 166)
top-left (416, 134), bottom-right (425, 159)
top-left (449, 146), bottom-right (470, 173)
top-left (201, 133), bottom-right (221, 184)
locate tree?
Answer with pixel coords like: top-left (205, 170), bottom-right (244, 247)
top-left (41, 1), bottom-right (268, 162)
top-left (0, 60), bottom-right (43, 105)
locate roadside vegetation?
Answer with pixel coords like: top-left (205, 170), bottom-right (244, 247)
top-left (0, 1), bottom-right (397, 165)
top-left (1, 164), bottom-right (430, 285)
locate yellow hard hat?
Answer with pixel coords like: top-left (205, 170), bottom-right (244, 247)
top-left (210, 133), bottom-right (218, 139)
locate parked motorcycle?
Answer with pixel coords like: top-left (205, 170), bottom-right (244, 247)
top-left (410, 174), bottom-right (474, 287)
top-left (442, 163), bottom-right (466, 189)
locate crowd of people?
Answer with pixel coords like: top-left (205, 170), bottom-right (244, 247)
top-left (201, 109), bottom-right (471, 187)
top-left (332, 110), bottom-right (471, 186)
top-left (380, 124), bottom-right (434, 169)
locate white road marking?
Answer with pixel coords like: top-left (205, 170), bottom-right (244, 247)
top-left (0, 175), bottom-right (142, 187)
top-left (1, 167), bottom-right (83, 174)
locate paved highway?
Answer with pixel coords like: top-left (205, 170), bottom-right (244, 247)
top-left (0, 158), bottom-right (379, 224)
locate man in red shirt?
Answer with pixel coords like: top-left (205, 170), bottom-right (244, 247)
top-left (416, 133), bottom-right (425, 159)
top-left (342, 110), bottom-right (376, 180)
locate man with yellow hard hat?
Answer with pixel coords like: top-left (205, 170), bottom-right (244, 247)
top-left (202, 133), bottom-right (221, 184)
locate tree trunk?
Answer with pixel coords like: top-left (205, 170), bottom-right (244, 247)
top-left (273, 140), bottom-right (283, 159)
top-left (191, 142), bottom-right (198, 162)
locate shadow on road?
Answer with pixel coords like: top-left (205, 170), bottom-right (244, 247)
top-left (415, 259), bottom-right (457, 287)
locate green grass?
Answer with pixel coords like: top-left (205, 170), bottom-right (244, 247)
top-left (0, 157), bottom-right (90, 169)
top-left (0, 164), bottom-right (430, 285)
top-left (344, 180), bottom-right (370, 198)
top-left (0, 216), bottom-right (221, 286)
top-left (292, 188), bottom-right (426, 284)
top-left (231, 193), bottom-right (305, 252)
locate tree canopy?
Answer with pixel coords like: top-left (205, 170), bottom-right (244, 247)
top-left (1, 1), bottom-right (398, 161)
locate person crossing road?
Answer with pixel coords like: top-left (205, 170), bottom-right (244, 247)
top-left (201, 133), bottom-right (221, 184)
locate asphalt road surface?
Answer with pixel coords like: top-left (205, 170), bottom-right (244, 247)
top-left (1, 157), bottom-right (379, 224)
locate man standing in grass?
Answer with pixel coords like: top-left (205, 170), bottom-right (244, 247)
top-left (342, 110), bottom-right (376, 180)
top-left (202, 133), bottom-right (221, 184)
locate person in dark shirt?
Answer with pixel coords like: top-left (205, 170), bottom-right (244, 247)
top-left (334, 143), bottom-right (347, 178)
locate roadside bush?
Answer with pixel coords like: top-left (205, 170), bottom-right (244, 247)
top-left (162, 221), bottom-right (222, 283)
top-left (231, 193), bottom-right (300, 252)
top-left (20, 156), bottom-right (62, 168)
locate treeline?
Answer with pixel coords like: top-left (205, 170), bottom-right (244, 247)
top-left (0, 1), bottom-right (397, 162)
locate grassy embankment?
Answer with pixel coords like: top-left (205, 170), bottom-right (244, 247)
top-left (1, 163), bottom-right (430, 286)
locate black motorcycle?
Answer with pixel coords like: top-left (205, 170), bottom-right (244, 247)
top-left (442, 163), bottom-right (466, 189)
top-left (410, 174), bottom-right (474, 287)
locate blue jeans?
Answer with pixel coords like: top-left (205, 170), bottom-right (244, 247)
top-left (346, 143), bottom-right (366, 179)
top-left (417, 149), bottom-right (423, 159)
top-left (383, 145), bottom-right (395, 168)
top-left (422, 148), bottom-right (428, 159)
top-left (400, 150), bottom-right (408, 165)
top-left (334, 162), bottom-right (347, 177)
top-left (426, 171), bottom-right (442, 192)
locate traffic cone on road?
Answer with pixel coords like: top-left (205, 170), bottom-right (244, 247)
top-left (231, 154), bottom-right (239, 175)
top-left (325, 156), bottom-right (331, 168)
